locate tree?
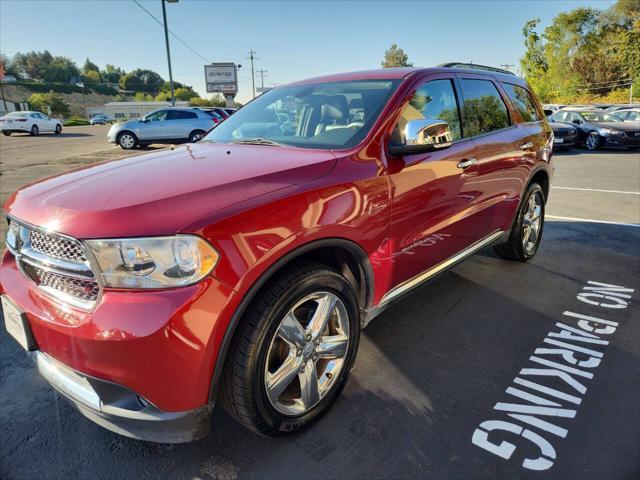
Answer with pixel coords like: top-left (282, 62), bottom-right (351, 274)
top-left (101, 64), bottom-right (125, 84)
top-left (119, 69), bottom-right (164, 93)
top-left (174, 87), bottom-right (199, 101)
top-left (134, 92), bottom-right (154, 102)
top-left (82, 70), bottom-right (101, 85)
top-left (43, 56), bottom-right (80, 83)
top-left (28, 91), bottom-right (70, 117)
top-left (381, 44), bottom-right (413, 68)
top-left (83, 58), bottom-right (100, 74)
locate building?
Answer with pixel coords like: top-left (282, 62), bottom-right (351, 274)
top-left (89, 101), bottom-right (191, 120)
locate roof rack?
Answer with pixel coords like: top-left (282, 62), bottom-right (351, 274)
top-left (437, 62), bottom-right (516, 76)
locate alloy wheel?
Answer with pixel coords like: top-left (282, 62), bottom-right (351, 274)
top-left (264, 291), bottom-right (350, 416)
top-left (522, 191), bottom-right (542, 254)
top-left (586, 133), bottom-right (599, 150)
top-left (119, 134), bottom-right (135, 149)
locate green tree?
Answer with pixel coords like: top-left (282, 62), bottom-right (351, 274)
top-left (381, 44), bottom-right (413, 68)
top-left (28, 91), bottom-right (70, 117)
top-left (174, 87), bottom-right (199, 101)
top-left (119, 69), bottom-right (164, 93)
top-left (83, 58), bottom-right (100, 74)
top-left (134, 92), bottom-right (154, 101)
top-left (101, 64), bottom-right (125, 84)
top-left (82, 70), bottom-right (101, 85)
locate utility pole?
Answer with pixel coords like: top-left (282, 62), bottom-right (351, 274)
top-left (630, 80), bottom-right (634, 105)
top-left (500, 64), bottom-right (515, 72)
top-left (256, 69), bottom-right (268, 89)
top-left (248, 50), bottom-right (256, 99)
top-left (161, 0), bottom-right (177, 107)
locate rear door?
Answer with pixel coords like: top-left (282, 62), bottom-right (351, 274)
top-left (387, 74), bottom-right (481, 288)
top-left (456, 74), bottom-right (531, 237)
top-left (166, 110), bottom-right (198, 139)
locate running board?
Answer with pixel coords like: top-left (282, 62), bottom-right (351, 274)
top-left (363, 230), bottom-right (505, 326)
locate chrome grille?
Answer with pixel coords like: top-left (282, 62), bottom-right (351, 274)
top-left (6, 218), bottom-right (100, 310)
top-left (30, 229), bottom-right (87, 263)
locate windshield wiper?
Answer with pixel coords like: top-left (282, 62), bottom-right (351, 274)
top-left (231, 137), bottom-right (287, 147)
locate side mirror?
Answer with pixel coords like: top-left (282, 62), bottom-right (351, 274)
top-left (543, 109), bottom-right (554, 117)
top-left (389, 119), bottom-right (453, 156)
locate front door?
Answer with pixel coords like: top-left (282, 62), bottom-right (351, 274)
top-left (140, 110), bottom-right (168, 140)
top-left (387, 75), bottom-right (481, 289)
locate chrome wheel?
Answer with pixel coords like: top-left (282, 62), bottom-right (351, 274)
top-left (264, 291), bottom-right (349, 416)
top-left (522, 191), bottom-right (542, 254)
top-left (119, 133), bottom-right (135, 149)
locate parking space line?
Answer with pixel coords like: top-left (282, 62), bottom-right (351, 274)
top-left (552, 186), bottom-right (640, 195)
top-left (547, 215), bottom-right (640, 227)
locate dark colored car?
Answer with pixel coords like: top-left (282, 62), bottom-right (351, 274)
top-left (1, 63), bottom-right (553, 442)
top-left (553, 109), bottom-right (640, 150)
top-left (544, 111), bottom-right (578, 149)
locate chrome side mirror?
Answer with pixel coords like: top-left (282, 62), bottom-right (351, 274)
top-left (390, 119), bottom-right (453, 156)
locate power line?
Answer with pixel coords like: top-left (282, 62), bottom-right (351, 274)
top-left (131, 0), bottom-right (208, 63)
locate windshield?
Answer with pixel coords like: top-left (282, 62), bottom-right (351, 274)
top-left (580, 111), bottom-right (621, 122)
top-left (202, 80), bottom-right (401, 150)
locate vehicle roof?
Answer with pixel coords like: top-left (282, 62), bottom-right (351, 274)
top-left (289, 66), bottom-right (527, 87)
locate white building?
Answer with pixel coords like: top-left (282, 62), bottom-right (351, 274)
top-left (90, 101), bottom-right (191, 120)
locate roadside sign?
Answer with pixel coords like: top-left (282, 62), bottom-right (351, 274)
top-left (205, 63), bottom-right (237, 94)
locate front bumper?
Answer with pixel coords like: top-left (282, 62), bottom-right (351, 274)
top-left (31, 350), bottom-right (213, 442)
top-left (602, 133), bottom-right (640, 147)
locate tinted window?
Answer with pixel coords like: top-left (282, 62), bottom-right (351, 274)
top-left (168, 110), bottom-right (197, 120)
top-left (394, 79), bottom-right (462, 143)
top-left (460, 79), bottom-right (510, 136)
top-left (502, 83), bottom-right (540, 122)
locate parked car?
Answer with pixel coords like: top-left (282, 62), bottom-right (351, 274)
top-left (223, 108), bottom-right (237, 116)
top-left (544, 111), bottom-right (578, 149)
top-left (89, 114), bottom-right (115, 125)
top-left (107, 107), bottom-right (217, 149)
top-left (196, 108), bottom-right (225, 124)
top-left (208, 107), bottom-right (230, 118)
top-left (553, 109), bottom-right (640, 150)
top-left (0, 111), bottom-right (62, 136)
top-left (1, 64), bottom-right (553, 442)
top-left (613, 108), bottom-right (640, 122)
top-left (605, 103), bottom-right (640, 112)
top-left (542, 103), bottom-right (566, 113)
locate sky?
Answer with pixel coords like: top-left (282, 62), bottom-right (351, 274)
top-left (0, 0), bottom-right (619, 103)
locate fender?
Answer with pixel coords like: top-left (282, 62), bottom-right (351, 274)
top-left (207, 237), bottom-right (375, 402)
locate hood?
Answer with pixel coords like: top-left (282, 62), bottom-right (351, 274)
top-left (5, 143), bottom-right (336, 238)
top-left (591, 121), bottom-right (640, 132)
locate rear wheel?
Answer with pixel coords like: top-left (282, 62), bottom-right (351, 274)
top-left (2, 131), bottom-right (10, 136)
top-left (189, 130), bottom-right (206, 143)
top-left (30, 125), bottom-right (39, 136)
top-left (117, 131), bottom-right (137, 149)
top-left (585, 132), bottom-right (600, 151)
top-left (494, 183), bottom-right (545, 262)
top-left (220, 262), bottom-right (360, 436)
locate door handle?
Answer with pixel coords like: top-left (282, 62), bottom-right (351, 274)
top-left (520, 142), bottom-right (533, 150)
top-left (457, 158), bottom-right (478, 169)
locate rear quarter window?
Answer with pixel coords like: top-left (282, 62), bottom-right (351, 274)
top-left (459, 79), bottom-right (511, 137)
top-left (502, 83), bottom-right (541, 122)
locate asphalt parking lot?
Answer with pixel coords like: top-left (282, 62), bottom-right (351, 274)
top-left (0, 146), bottom-right (639, 479)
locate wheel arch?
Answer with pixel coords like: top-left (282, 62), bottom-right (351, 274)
top-left (529, 167), bottom-right (550, 202)
top-left (208, 237), bottom-right (374, 401)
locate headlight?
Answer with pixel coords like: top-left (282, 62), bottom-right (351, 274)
top-left (85, 235), bottom-right (219, 289)
top-left (597, 127), bottom-right (623, 136)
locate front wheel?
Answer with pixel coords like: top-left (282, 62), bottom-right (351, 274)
top-left (220, 262), bottom-right (360, 436)
top-left (55, 124), bottom-right (62, 134)
top-left (2, 131), bottom-right (10, 136)
top-left (30, 125), bottom-right (39, 136)
top-left (585, 132), bottom-right (600, 151)
top-left (494, 183), bottom-right (545, 262)
top-left (189, 130), bottom-right (206, 143)
top-left (117, 131), bottom-right (137, 150)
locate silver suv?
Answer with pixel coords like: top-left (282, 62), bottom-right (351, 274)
top-left (107, 108), bottom-right (216, 149)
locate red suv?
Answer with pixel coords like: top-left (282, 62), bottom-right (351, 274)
top-left (1, 64), bottom-right (553, 442)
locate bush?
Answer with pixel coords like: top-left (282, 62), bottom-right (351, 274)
top-left (16, 81), bottom-right (118, 96)
top-left (63, 116), bottom-right (90, 126)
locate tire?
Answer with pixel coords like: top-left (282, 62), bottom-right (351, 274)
top-left (117, 131), bottom-right (137, 150)
top-left (585, 132), bottom-right (600, 151)
top-left (188, 130), bottom-right (206, 143)
top-left (30, 125), bottom-right (39, 136)
top-left (493, 183), bottom-right (545, 262)
top-left (2, 131), bottom-right (10, 136)
top-left (55, 124), bottom-right (62, 135)
top-left (220, 262), bottom-right (360, 437)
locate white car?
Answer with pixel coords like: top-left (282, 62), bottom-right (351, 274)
top-left (613, 108), bottom-right (640, 122)
top-left (0, 111), bottom-right (62, 136)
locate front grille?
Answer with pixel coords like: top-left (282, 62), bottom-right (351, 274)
top-left (7, 218), bottom-right (100, 310)
top-left (30, 229), bottom-right (87, 263)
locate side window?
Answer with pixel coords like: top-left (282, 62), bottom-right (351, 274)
top-left (502, 83), bottom-right (541, 122)
top-left (168, 110), bottom-right (197, 120)
top-left (146, 110), bottom-right (167, 122)
top-left (459, 79), bottom-right (510, 136)
top-left (393, 78), bottom-right (462, 143)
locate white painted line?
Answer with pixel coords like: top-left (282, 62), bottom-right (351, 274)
top-left (546, 215), bottom-right (640, 227)
top-left (552, 186), bottom-right (640, 195)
